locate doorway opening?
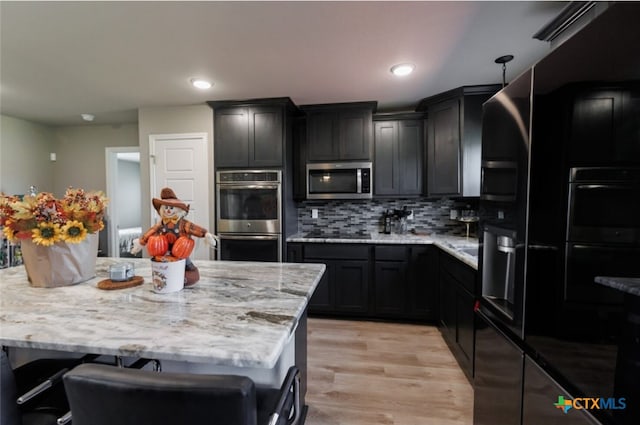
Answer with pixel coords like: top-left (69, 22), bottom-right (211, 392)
top-left (105, 147), bottom-right (142, 258)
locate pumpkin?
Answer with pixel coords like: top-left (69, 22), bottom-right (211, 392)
top-left (165, 232), bottom-right (177, 245)
top-left (146, 234), bottom-right (168, 257)
top-left (171, 236), bottom-right (195, 259)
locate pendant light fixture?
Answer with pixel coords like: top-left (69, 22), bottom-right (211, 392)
top-left (494, 54), bottom-right (514, 87)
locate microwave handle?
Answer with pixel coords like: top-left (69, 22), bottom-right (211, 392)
top-left (356, 169), bottom-right (362, 193)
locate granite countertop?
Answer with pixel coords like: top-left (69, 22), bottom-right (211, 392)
top-left (0, 258), bottom-right (325, 369)
top-left (287, 231), bottom-right (479, 269)
top-left (595, 276), bottom-right (640, 297)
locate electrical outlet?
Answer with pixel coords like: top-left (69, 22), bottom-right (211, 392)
top-left (312, 208), bottom-right (318, 219)
top-left (407, 210), bottom-right (414, 220)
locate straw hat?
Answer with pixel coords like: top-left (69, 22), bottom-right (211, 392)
top-left (152, 188), bottom-right (190, 213)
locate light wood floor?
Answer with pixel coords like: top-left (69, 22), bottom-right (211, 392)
top-left (305, 318), bottom-right (474, 425)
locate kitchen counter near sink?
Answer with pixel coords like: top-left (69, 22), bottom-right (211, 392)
top-left (287, 231), bottom-right (478, 269)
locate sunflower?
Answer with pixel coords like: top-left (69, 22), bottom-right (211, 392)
top-left (32, 223), bottom-right (61, 246)
top-left (60, 220), bottom-right (87, 243)
top-left (2, 223), bottom-right (17, 243)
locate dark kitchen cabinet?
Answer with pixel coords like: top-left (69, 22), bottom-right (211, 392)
top-left (417, 85), bottom-right (500, 197)
top-left (301, 102), bottom-right (376, 162)
top-left (426, 98), bottom-right (460, 195)
top-left (300, 244), bottom-right (370, 315)
top-left (287, 242), bottom-right (436, 321)
top-left (439, 272), bottom-right (455, 332)
top-left (333, 260), bottom-right (370, 314)
top-left (437, 251), bottom-right (478, 381)
top-left (624, 88), bottom-right (640, 160)
top-left (373, 245), bottom-right (437, 320)
top-left (286, 243), bottom-right (303, 263)
top-left (373, 245), bottom-right (409, 317)
top-left (208, 98), bottom-right (297, 168)
top-left (292, 116), bottom-right (307, 200)
top-left (373, 113), bottom-right (425, 197)
top-left (408, 245), bottom-right (438, 320)
top-left (566, 84), bottom-right (640, 165)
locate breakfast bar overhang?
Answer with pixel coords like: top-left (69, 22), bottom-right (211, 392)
top-left (0, 258), bottom-right (325, 402)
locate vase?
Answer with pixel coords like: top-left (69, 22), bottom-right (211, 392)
top-left (20, 233), bottom-right (99, 288)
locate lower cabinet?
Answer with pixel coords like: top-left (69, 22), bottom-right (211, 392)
top-left (373, 245), bottom-right (409, 317)
top-left (286, 242), bottom-right (437, 321)
top-left (522, 355), bottom-right (602, 425)
top-left (301, 244), bottom-right (370, 316)
top-left (437, 251), bottom-right (477, 381)
top-left (333, 260), bottom-right (370, 314)
top-left (374, 245), bottom-right (437, 321)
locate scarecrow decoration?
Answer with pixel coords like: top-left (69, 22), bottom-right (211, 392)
top-left (131, 188), bottom-right (217, 286)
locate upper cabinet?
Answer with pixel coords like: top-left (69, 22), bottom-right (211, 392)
top-left (208, 98), bottom-right (297, 168)
top-left (417, 85), bottom-right (500, 197)
top-left (373, 112), bottom-right (425, 197)
top-left (564, 83), bottom-right (640, 166)
top-left (301, 102), bottom-right (376, 162)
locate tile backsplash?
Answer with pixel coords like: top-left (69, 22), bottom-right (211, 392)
top-left (296, 198), bottom-right (478, 237)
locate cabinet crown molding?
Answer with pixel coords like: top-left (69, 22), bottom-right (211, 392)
top-left (207, 97), bottom-right (299, 114)
top-left (415, 85), bottom-right (501, 111)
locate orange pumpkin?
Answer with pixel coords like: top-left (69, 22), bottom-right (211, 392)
top-left (165, 232), bottom-right (177, 245)
top-left (146, 234), bottom-right (168, 257)
top-left (171, 236), bottom-right (195, 259)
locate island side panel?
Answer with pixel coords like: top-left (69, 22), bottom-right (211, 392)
top-left (296, 308), bottom-right (308, 405)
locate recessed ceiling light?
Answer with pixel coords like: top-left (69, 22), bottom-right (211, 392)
top-left (80, 113), bottom-right (95, 122)
top-left (390, 63), bottom-right (415, 77)
top-left (191, 78), bottom-right (213, 89)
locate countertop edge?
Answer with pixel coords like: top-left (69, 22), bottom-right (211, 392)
top-left (595, 276), bottom-right (640, 297)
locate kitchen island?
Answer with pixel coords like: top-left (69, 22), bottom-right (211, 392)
top-left (595, 276), bottom-right (640, 423)
top-left (0, 258), bottom-right (325, 393)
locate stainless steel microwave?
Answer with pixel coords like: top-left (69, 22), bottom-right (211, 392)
top-left (306, 162), bottom-right (372, 199)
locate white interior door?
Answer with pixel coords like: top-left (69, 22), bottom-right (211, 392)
top-left (149, 133), bottom-right (211, 260)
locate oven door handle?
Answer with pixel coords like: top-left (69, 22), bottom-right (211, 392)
top-left (218, 234), bottom-right (279, 241)
top-left (574, 184), bottom-right (629, 190)
top-left (218, 184), bottom-right (280, 190)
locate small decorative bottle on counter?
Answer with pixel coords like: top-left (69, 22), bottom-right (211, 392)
top-left (383, 210), bottom-right (392, 234)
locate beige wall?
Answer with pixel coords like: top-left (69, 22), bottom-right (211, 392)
top-left (2, 104), bottom-right (213, 235)
top-left (137, 104), bottom-right (214, 234)
top-left (0, 115), bottom-right (55, 195)
top-left (52, 124), bottom-right (138, 196)
top-left (0, 115), bottom-right (138, 197)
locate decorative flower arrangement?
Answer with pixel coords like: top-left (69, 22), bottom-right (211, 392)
top-left (0, 187), bottom-right (108, 247)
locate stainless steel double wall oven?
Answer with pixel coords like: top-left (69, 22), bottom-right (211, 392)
top-left (216, 170), bottom-right (282, 262)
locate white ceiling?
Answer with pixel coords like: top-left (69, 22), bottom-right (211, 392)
top-left (0, 1), bottom-right (567, 127)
